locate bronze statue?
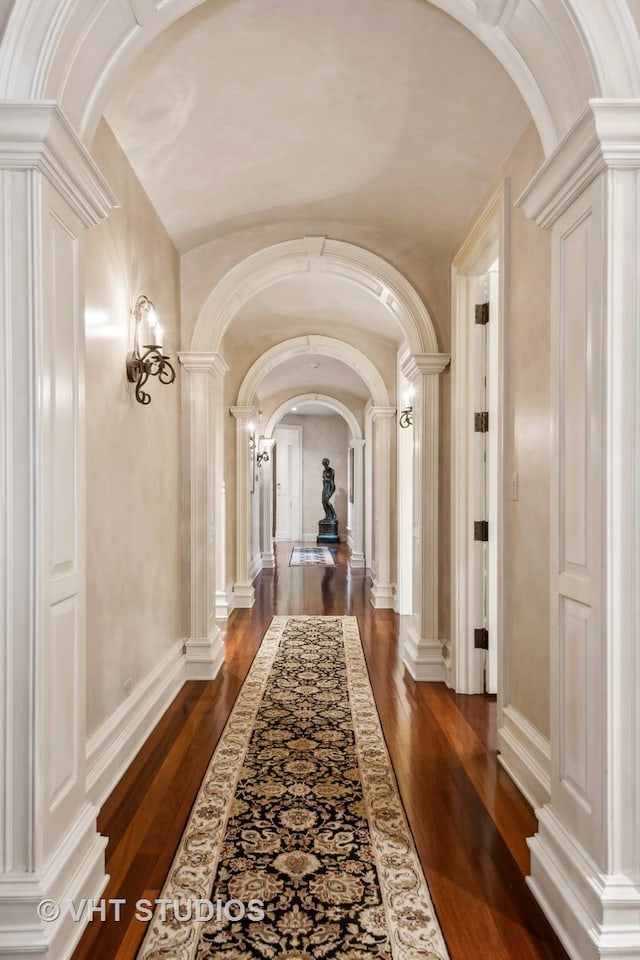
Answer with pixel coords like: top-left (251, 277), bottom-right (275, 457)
top-left (321, 458), bottom-right (336, 520)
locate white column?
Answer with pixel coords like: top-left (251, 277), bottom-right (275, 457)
top-left (368, 407), bottom-right (395, 607)
top-left (518, 102), bottom-right (640, 960)
top-left (0, 104), bottom-right (117, 958)
top-left (259, 438), bottom-right (276, 568)
top-left (400, 353), bottom-right (450, 681)
top-left (230, 406), bottom-right (257, 606)
top-left (178, 353), bottom-right (227, 679)
top-left (348, 439), bottom-right (366, 568)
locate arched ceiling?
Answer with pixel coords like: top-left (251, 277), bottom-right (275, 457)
top-left (103, 0), bottom-right (531, 257)
top-left (258, 355), bottom-right (371, 404)
top-left (226, 273), bottom-right (403, 348)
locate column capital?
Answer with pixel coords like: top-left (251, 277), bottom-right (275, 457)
top-left (179, 351), bottom-right (229, 380)
top-left (517, 100), bottom-right (640, 228)
top-left (229, 405), bottom-right (258, 422)
top-left (368, 406), bottom-right (397, 421)
top-left (401, 353), bottom-right (451, 380)
top-left (0, 101), bottom-right (118, 226)
top-left (349, 438), bottom-right (366, 448)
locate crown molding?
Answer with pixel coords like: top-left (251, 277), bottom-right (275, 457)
top-left (517, 100), bottom-right (640, 228)
top-left (178, 351), bottom-right (229, 380)
top-left (401, 353), bottom-right (451, 379)
top-left (0, 101), bottom-right (118, 226)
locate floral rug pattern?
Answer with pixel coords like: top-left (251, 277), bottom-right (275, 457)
top-left (137, 616), bottom-right (449, 960)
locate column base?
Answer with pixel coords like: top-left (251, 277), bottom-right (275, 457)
top-left (401, 625), bottom-right (446, 681)
top-left (184, 630), bottom-right (225, 680)
top-left (233, 582), bottom-right (255, 608)
top-left (215, 588), bottom-right (232, 621)
top-left (529, 806), bottom-right (640, 960)
top-left (349, 551), bottom-right (366, 569)
top-left (261, 551), bottom-right (275, 569)
top-left (369, 581), bottom-right (395, 608)
top-left (0, 805), bottom-right (107, 959)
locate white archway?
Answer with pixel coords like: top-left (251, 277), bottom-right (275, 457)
top-left (191, 237), bottom-right (437, 356)
top-left (262, 394), bottom-right (366, 568)
top-left (237, 335), bottom-right (389, 411)
top-left (264, 393), bottom-right (362, 439)
top-left (3, 0), bottom-right (640, 155)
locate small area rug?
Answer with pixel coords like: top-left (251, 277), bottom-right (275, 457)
top-left (137, 616), bottom-right (450, 960)
top-left (289, 545), bottom-right (336, 566)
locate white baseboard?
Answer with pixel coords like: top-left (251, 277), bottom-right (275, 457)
top-left (349, 551), bottom-right (365, 568)
top-left (528, 806), bottom-right (640, 960)
top-left (402, 626), bottom-right (446, 681)
top-left (497, 704), bottom-right (551, 810)
top-left (261, 551), bottom-right (275, 568)
top-left (249, 554), bottom-right (261, 581)
top-left (86, 638), bottom-right (185, 808)
top-left (0, 804), bottom-right (107, 959)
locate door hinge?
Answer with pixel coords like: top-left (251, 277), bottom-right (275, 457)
top-left (475, 302), bottom-right (489, 325)
top-left (474, 520), bottom-right (489, 542)
top-left (474, 411), bottom-right (489, 433)
top-left (474, 627), bottom-right (489, 650)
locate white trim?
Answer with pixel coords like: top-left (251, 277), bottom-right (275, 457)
top-left (370, 581), bottom-right (395, 609)
top-left (193, 237), bottom-right (437, 354)
top-left (184, 636), bottom-right (225, 681)
top-left (517, 101), bottom-right (640, 228)
top-left (528, 808), bottom-right (640, 960)
top-left (450, 183), bottom-right (508, 697)
top-left (265, 391), bottom-right (364, 440)
top-left (249, 552), bottom-right (262, 583)
top-left (0, 809), bottom-right (108, 958)
top-left (497, 705), bottom-right (551, 810)
top-left (0, 102), bottom-right (118, 225)
top-left (402, 627), bottom-right (446, 682)
top-left (85, 639), bottom-right (185, 808)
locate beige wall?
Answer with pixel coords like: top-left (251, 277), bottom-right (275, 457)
top-left (504, 122), bottom-right (551, 738)
top-left (84, 120), bottom-right (183, 736)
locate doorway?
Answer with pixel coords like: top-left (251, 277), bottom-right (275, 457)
top-left (274, 425), bottom-right (303, 542)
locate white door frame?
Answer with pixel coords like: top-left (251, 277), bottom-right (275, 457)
top-left (451, 183), bottom-right (508, 697)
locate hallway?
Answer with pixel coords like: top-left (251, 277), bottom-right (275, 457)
top-left (73, 544), bottom-right (568, 960)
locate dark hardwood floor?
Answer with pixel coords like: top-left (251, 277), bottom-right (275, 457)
top-left (72, 543), bottom-right (569, 960)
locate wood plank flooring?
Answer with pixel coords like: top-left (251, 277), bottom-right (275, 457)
top-left (72, 542), bottom-right (569, 960)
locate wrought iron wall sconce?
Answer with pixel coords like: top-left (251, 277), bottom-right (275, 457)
top-left (126, 295), bottom-right (176, 405)
top-left (399, 383), bottom-right (414, 428)
top-left (399, 405), bottom-right (413, 428)
top-left (249, 432), bottom-right (270, 467)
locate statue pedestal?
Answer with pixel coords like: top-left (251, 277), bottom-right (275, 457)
top-left (317, 519), bottom-right (339, 544)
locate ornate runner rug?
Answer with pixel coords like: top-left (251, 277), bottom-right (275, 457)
top-left (137, 616), bottom-right (450, 960)
top-left (289, 545), bottom-right (336, 566)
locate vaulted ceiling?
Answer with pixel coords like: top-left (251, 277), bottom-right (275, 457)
top-left (103, 0), bottom-right (532, 414)
top-left (104, 0), bottom-right (530, 257)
